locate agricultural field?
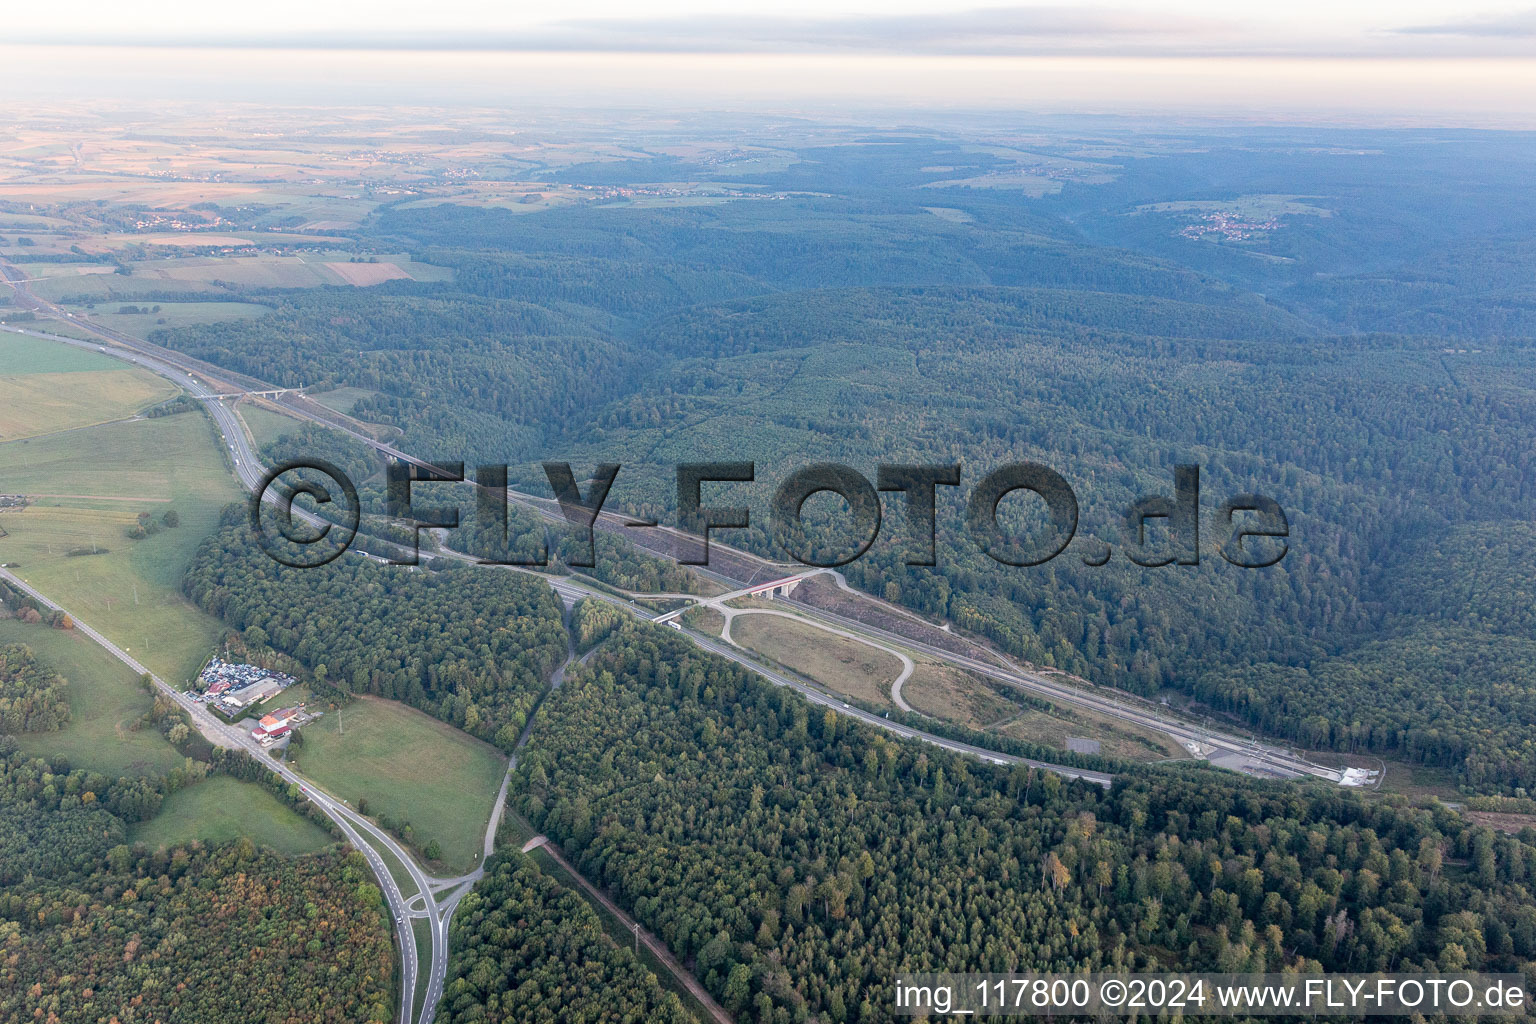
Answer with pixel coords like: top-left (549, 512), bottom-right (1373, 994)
top-left (730, 612), bottom-right (902, 707)
top-left (0, 616), bottom-right (183, 777)
top-left (21, 253), bottom-right (449, 301)
top-left (0, 332), bottom-right (176, 441)
top-left (24, 274), bottom-right (228, 302)
top-left (7, 262), bottom-right (120, 279)
top-left (0, 342), bottom-right (241, 684)
top-left (285, 696), bottom-right (508, 874)
top-left (87, 301), bottom-right (272, 338)
top-left (130, 775), bottom-right (334, 856)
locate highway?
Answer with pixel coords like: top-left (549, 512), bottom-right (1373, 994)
top-left (511, 492), bottom-right (1362, 786)
top-left (0, 307), bottom-right (1121, 1016)
top-left (0, 254), bottom-right (1359, 1020)
top-left (684, 625), bottom-right (1115, 785)
top-left (0, 282), bottom-right (1352, 788)
top-left (0, 568), bottom-right (434, 1019)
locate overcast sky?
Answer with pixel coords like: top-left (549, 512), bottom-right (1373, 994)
top-left (10, 1), bottom-right (1536, 57)
top-left (5, 3), bottom-right (1535, 120)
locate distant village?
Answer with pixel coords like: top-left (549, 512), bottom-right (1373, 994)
top-left (1179, 211), bottom-right (1283, 241)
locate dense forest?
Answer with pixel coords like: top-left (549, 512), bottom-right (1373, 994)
top-left (0, 642), bottom-right (69, 733)
top-left (184, 508), bottom-right (569, 750)
top-left (441, 851), bottom-right (696, 1024)
top-left (510, 624), bottom-right (1536, 1024)
top-left (156, 289), bottom-right (636, 459)
top-left (148, 151), bottom-right (1536, 790)
top-left (0, 737), bottom-right (396, 1024)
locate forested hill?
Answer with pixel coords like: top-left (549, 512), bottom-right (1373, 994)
top-left (149, 140), bottom-right (1536, 791)
top-left (442, 851), bottom-right (696, 1024)
top-left (375, 198), bottom-right (1246, 306)
top-left (511, 624), bottom-right (1536, 1024)
top-left (0, 736), bottom-right (396, 1024)
top-left (184, 509), bottom-right (569, 751)
top-left (637, 285), bottom-right (1311, 359)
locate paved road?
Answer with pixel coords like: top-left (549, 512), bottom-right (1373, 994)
top-left (683, 626), bottom-right (1114, 785)
top-left (0, 568), bottom-right (431, 1019)
top-left (499, 494), bottom-right (1357, 784)
top-left (0, 260), bottom-right (1360, 1022)
top-left (0, 263), bottom-right (1256, 781)
top-left (0, 297), bottom-right (1120, 788)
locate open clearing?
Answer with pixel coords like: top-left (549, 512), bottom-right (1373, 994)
top-left (0, 370), bottom-right (175, 441)
top-left (286, 696), bottom-right (507, 875)
top-left (324, 261), bottom-right (410, 286)
top-left (22, 253), bottom-right (447, 301)
top-left (0, 330), bottom-right (178, 441)
top-left (307, 385), bottom-right (382, 416)
top-left (682, 606), bottom-right (725, 636)
top-left (903, 662), bottom-right (1182, 761)
top-left (0, 617), bottom-right (184, 777)
top-left (236, 402), bottom-right (309, 448)
top-left (0, 379), bottom-right (241, 684)
top-left (130, 775), bottom-right (333, 856)
top-left (87, 301), bottom-right (271, 339)
top-left (731, 612), bottom-right (901, 707)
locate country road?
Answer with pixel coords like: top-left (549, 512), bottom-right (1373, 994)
top-left (0, 256), bottom-right (1361, 1024)
top-left (0, 567), bottom-right (437, 1019)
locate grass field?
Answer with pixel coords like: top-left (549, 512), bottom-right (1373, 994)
top-left (731, 612), bottom-right (901, 707)
top-left (902, 662), bottom-right (1018, 727)
top-left (237, 403), bottom-right (308, 449)
top-left (681, 606), bottom-right (725, 636)
top-left (0, 370), bottom-right (175, 442)
top-left (902, 662), bottom-right (1182, 762)
top-left (71, 253), bottom-right (450, 291)
top-left (87, 301), bottom-right (271, 339)
top-left (27, 274), bottom-right (232, 303)
top-left (0, 617), bottom-right (184, 776)
top-left (412, 918), bottom-right (432, 1022)
top-left (287, 696), bottom-right (507, 875)
top-left (9, 263), bottom-right (120, 280)
top-left (0, 331), bottom-right (177, 441)
top-left (130, 775), bottom-right (334, 856)
top-left (307, 386), bottom-right (381, 416)
top-left (0, 331), bottom-right (128, 374)
top-left (0, 392), bottom-right (241, 685)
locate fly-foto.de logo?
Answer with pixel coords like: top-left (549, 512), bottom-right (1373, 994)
top-left (250, 460), bottom-right (1289, 572)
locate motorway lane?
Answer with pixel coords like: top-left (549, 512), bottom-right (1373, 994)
top-left (2, 262), bottom-right (1122, 1024)
top-left (500, 493), bottom-right (1344, 783)
top-left (776, 585), bottom-right (1339, 781)
top-left (0, 270), bottom-right (1348, 1017)
top-left (0, 568), bottom-right (425, 1024)
top-left (0, 286), bottom-right (1299, 781)
top-left (517, 571), bottom-right (1118, 785)
top-left (682, 626), bottom-right (1115, 786)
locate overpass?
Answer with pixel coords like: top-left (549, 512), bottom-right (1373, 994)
top-left (204, 387), bottom-right (304, 400)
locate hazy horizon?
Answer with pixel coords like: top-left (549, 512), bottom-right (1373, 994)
top-left (4, 44), bottom-right (1536, 125)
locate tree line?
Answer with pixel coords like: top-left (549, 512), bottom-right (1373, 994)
top-left (508, 624), bottom-right (1536, 1024)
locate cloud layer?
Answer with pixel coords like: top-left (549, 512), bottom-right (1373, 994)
top-left (13, 3), bottom-right (1536, 57)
